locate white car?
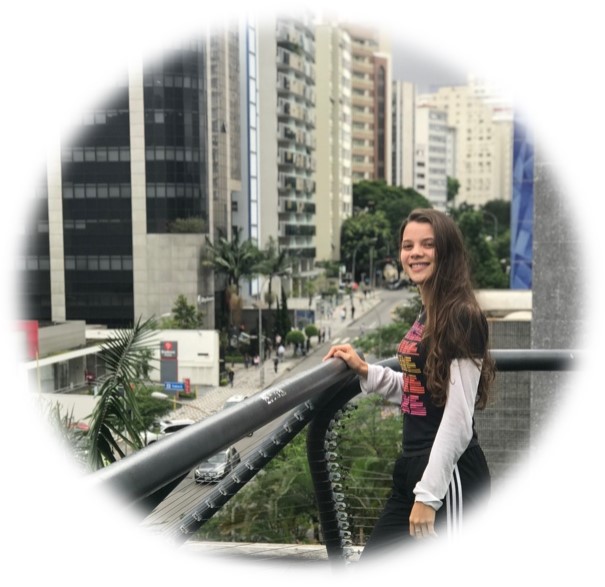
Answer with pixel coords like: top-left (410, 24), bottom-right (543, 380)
top-left (142, 418), bottom-right (195, 445)
top-left (223, 394), bottom-right (247, 409)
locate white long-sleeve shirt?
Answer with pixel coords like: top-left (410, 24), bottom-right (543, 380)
top-left (359, 358), bottom-right (482, 510)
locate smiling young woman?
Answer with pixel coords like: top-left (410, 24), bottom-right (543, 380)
top-left (324, 208), bottom-right (495, 558)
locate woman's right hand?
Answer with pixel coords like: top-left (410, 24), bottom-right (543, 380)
top-left (323, 344), bottom-right (369, 379)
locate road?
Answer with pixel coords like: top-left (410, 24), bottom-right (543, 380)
top-left (142, 287), bottom-right (417, 533)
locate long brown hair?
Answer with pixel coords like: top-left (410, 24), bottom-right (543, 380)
top-left (399, 208), bottom-right (495, 409)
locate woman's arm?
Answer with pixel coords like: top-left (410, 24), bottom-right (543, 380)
top-left (323, 344), bottom-right (402, 400)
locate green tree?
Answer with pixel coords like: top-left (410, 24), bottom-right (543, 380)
top-left (202, 228), bottom-right (260, 328)
top-left (285, 329), bottom-right (305, 352)
top-left (171, 294), bottom-right (204, 329)
top-left (353, 180), bottom-right (430, 244)
top-left (273, 288), bottom-right (292, 341)
top-left (447, 176), bottom-right (460, 204)
top-left (254, 236), bottom-right (292, 341)
top-left (254, 236), bottom-right (292, 311)
top-left (203, 228), bottom-right (260, 296)
top-left (86, 317), bottom-right (157, 469)
top-left (457, 208), bottom-right (508, 288)
top-left (340, 211), bottom-right (392, 282)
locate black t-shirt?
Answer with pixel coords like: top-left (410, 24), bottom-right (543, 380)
top-left (397, 310), bottom-right (486, 455)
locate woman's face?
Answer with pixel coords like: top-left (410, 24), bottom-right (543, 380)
top-left (400, 221), bottom-right (436, 287)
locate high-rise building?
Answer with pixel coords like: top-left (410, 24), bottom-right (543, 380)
top-left (18, 37), bottom-right (216, 328)
top-left (314, 22), bottom-right (353, 263)
top-left (258, 15), bottom-right (317, 284)
top-left (342, 24), bottom-right (392, 184)
top-left (413, 104), bottom-right (448, 210)
top-left (391, 80), bottom-right (415, 189)
top-left (419, 75), bottom-right (513, 207)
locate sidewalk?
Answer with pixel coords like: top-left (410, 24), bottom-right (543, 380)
top-left (163, 291), bottom-right (382, 422)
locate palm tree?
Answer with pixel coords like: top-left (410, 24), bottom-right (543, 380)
top-left (202, 228), bottom-right (260, 328)
top-left (254, 236), bottom-right (292, 311)
top-left (253, 237), bottom-right (292, 343)
top-left (87, 316), bottom-right (157, 470)
top-left (203, 228), bottom-right (260, 296)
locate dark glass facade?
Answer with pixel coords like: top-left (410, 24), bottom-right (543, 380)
top-left (143, 42), bottom-right (209, 234)
top-left (61, 81), bottom-right (134, 326)
top-left (18, 178), bottom-right (52, 322)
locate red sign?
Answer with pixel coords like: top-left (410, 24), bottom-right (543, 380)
top-left (160, 341), bottom-right (178, 359)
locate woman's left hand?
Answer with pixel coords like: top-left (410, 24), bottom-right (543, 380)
top-left (409, 501), bottom-right (438, 539)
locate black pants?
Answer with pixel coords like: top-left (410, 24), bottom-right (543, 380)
top-left (360, 445), bottom-right (490, 560)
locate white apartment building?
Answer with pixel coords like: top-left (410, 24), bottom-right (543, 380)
top-left (414, 104), bottom-right (448, 210)
top-left (257, 15), bottom-right (317, 284)
top-left (342, 24), bottom-right (392, 184)
top-left (314, 23), bottom-right (353, 263)
top-left (419, 75), bottom-right (514, 207)
top-left (391, 80), bottom-right (415, 189)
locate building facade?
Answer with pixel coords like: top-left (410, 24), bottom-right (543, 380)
top-left (19, 37), bottom-right (216, 329)
top-left (342, 24), bottom-right (392, 184)
top-left (391, 80), bottom-right (415, 189)
top-left (413, 104), bottom-right (448, 210)
top-left (419, 75), bottom-right (513, 207)
top-left (314, 23), bottom-right (353, 263)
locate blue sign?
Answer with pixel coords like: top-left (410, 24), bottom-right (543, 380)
top-left (163, 381), bottom-right (185, 394)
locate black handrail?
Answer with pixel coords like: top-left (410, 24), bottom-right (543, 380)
top-left (86, 356), bottom-right (358, 512)
top-left (86, 348), bottom-right (582, 558)
top-left (306, 348), bottom-right (582, 563)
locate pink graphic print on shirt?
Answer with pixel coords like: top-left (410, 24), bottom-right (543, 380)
top-left (398, 319), bottom-right (426, 416)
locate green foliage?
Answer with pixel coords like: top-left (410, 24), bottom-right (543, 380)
top-left (273, 289), bottom-right (292, 340)
top-left (285, 329), bottom-right (305, 347)
top-left (196, 432), bottom-right (318, 543)
top-left (355, 294), bottom-right (422, 358)
top-left (202, 228), bottom-right (260, 296)
top-left (447, 176), bottom-right (460, 203)
top-left (457, 209), bottom-right (508, 288)
top-left (86, 317), bottom-right (157, 469)
top-left (195, 395), bottom-right (402, 545)
top-left (340, 211), bottom-right (392, 281)
top-left (167, 217), bottom-right (207, 233)
top-left (315, 259), bottom-right (341, 278)
top-left (169, 294), bottom-right (204, 329)
top-left (133, 387), bottom-right (174, 431)
top-left (353, 180), bottom-right (430, 242)
top-left (304, 324), bottom-right (319, 338)
top-left (335, 396), bottom-right (402, 542)
top-left (343, 181), bottom-right (430, 282)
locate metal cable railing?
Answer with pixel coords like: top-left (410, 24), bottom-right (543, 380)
top-left (87, 348), bottom-right (582, 562)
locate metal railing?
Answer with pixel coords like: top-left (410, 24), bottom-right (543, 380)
top-left (87, 348), bottom-right (581, 561)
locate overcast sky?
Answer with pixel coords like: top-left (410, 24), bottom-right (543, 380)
top-left (390, 38), bottom-right (468, 93)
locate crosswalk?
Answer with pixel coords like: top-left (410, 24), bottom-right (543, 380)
top-left (329, 337), bottom-right (351, 346)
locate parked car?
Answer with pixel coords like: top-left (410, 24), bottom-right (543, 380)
top-left (194, 446), bottom-right (240, 484)
top-left (141, 418), bottom-right (195, 445)
top-left (223, 394), bottom-right (247, 409)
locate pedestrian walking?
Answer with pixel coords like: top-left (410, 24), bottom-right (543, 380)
top-left (228, 368), bottom-right (234, 387)
top-left (273, 356), bottom-right (279, 373)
